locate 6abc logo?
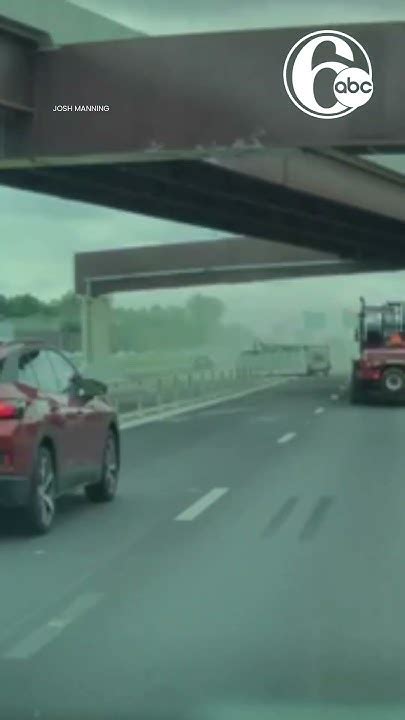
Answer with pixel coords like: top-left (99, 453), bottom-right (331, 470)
top-left (283, 30), bottom-right (373, 119)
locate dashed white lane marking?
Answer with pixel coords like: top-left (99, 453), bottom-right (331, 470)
top-left (4, 593), bottom-right (102, 660)
top-left (314, 407), bottom-right (325, 415)
top-left (277, 432), bottom-right (297, 445)
top-left (175, 488), bottom-right (229, 522)
top-left (330, 394), bottom-right (339, 401)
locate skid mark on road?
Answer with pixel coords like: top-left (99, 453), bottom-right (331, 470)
top-left (299, 496), bottom-right (334, 542)
top-left (175, 488), bottom-right (229, 522)
top-left (4, 592), bottom-right (102, 660)
top-left (261, 497), bottom-right (298, 537)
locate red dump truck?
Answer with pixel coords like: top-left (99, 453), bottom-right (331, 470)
top-left (350, 297), bottom-right (405, 403)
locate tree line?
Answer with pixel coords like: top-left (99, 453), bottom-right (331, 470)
top-left (0, 292), bottom-right (252, 352)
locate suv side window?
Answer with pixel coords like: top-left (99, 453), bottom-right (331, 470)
top-left (47, 351), bottom-right (77, 395)
top-left (18, 352), bottom-right (40, 389)
top-left (25, 350), bottom-right (60, 394)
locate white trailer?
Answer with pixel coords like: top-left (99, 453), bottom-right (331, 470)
top-left (236, 343), bottom-right (331, 377)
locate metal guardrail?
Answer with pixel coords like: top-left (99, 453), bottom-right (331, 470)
top-left (106, 367), bottom-right (258, 413)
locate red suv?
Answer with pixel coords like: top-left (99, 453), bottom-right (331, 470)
top-left (0, 341), bottom-right (120, 534)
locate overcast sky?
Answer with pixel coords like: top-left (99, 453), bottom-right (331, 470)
top-left (72, 0), bottom-right (405, 35)
top-left (3, 0), bottom-right (405, 337)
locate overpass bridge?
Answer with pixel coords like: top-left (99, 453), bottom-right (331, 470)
top-left (75, 236), bottom-right (397, 364)
top-left (1, 9), bottom-right (405, 259)
top-left (1, 5), bottom-right (405, 363)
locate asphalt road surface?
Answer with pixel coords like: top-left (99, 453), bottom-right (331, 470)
top-left (0, 374), bottom-right (405, 720)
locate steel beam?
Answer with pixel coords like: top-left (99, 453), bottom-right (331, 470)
top-left (0, 16), bottom-right (49, 158)
top-left (0, 16), bottom-right (48, 113)
top-left (75, 237), bottom-right (397, 297)
top-left (214, 149), bottom-right (405, 225)
top-left (3, 151), bottom-right (405, 264)
top-left (1, 21), bottom-right (405, 165)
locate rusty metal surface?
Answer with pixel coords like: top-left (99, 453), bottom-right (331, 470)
top-left (8, 21), bottom-right (404, 161)
top-left (0, 30), bottom-right (35, 112)
top-left (1, 20), bottom-right (404, 273)
top-left (74, 237), bottom-right (396, 296)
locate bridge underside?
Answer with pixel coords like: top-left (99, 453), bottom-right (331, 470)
top-left (3, 150), bottom-right (405, 267)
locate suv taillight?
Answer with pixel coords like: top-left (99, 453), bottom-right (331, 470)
top-left (0, 400), bottom-right (26, 420)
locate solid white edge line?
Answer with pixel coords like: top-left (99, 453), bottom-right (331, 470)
top-left (175, 487), bottom-right (229, 522)
top-left (119, 379), bottom-right (289, 431)
top-left (277, 432), bottom-right (296, 444)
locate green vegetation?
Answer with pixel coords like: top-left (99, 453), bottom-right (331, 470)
top-left (112, 294), bottom-right (228, 351)
top-left (0, 292), bottom-right (252, 353)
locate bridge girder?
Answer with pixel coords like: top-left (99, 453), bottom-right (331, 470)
top-left (1, 21), bottom-right (405, 162)
top-left (74, 237), bottom-right (398, 298)
top-left (1, 19), bottom-right (405, 273)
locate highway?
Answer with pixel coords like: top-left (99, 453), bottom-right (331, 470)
top-left (0, 373), bottom-right (404, 720)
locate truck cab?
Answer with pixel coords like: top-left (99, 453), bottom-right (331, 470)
top-left (350, 298), bottom-right (405, 403)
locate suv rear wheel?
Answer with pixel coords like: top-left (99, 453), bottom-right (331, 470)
top-left (85, 430), bottom-right (119, 503)
top-left (25, 445), bottom-right (56, 534)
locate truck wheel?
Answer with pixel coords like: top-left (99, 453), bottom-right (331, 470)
top-left (381, 367), bottom-right (405, 395)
